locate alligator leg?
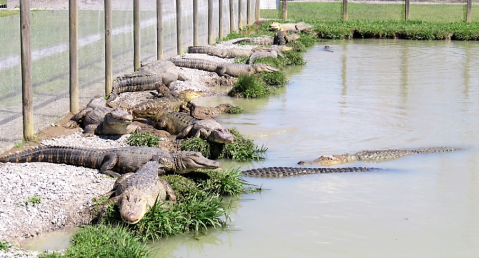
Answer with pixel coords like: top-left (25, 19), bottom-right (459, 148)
top-left (159, 178), bottom-right (177, 205)
top-left (176, 125), bottom-right (194, 139)
top-left (99, 153), bottom-right (121, 177)
top-left (65, 107), bottom-right (93, 128)
top-left (83, 124), bottom-right (98, 137)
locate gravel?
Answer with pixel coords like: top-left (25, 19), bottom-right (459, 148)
top-left (0, 43), bottom-right (242, 256)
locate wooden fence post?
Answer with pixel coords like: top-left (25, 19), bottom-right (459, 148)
top-left (466, 0), bottom-right (472, 23)
top-left (282, 0), bottom-right (287, 21)
top-left (177, 0), bottom-right (183, 55)
top-left (247, 0), bottom-right (251, 26)
top-left (69, 0), bottom-right (78, 113)
top-left (20, 0), bottom-right (33, 141)
top-left (134, 0), bottom-right (140, 70)
top-left (208, 0), bottom-right (213, 44)
top-left (405, 0), bottom-right (409, 21)
top-left (255, 0), bottom-right (260, 22)
top-left (343, 0), bottom-right (348, 22)
top-left (104, 0), bottom-right (112, 97)
top-left (157, 0), bottom-right (163, 60)
top-left (230, 0), bottom-right (234, 32)
top-left (239, 0), bottom-right (242, 30)
top-left (219, 0), bottom-right (223, 38)
top-left (194, 0), bottom-right (198, 46)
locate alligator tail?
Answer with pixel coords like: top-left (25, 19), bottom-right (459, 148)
top-left (241, 166), bottom-right (382, 178)
top-left (0, 146), bottom-right (106, 169)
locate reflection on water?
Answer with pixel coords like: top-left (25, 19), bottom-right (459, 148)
top-left (24, 39), bottom-right (479, 257)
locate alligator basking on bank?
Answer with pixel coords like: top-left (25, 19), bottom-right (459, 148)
top-left (0, 146), bottom-right (220, 177)
top-left (216, 63), bottom-right (280, 77)
top-left (269, 21), bottom-right (315, 34)
top-left (108, 60), bottom-right (180, 104)
top-left (135, 108), bottom-right (234, 144)
top-left (297, 147), bottom-right (460, 166)
top-left (188, 45), bottom-right (291, 60)
top-left (232, 33), bottom-right (300, 46)
top-left (241, 166), bottom-right (382, 178)
top-left (65, 95), bottom-right (140, 137)
top-left (171, 58), bottom-right (279, 77)
top-left (100, 155), bottom-right (176, 224)
top-left (128, 89), bottom-right (204, 117)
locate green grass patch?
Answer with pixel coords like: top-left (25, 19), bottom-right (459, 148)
top-left (57, 224), bottom-right (150, 258)
top-left (181, 128), bottom-right (267, 162)
top-left (228, 74), bottom-right (271, 98)
top-left (22, 195), bottom-right (41, 206)
top-left (227, 105), bottom-right (244, 114)
top-left (127, 132), bottom-right (161, 147)
top-left (0, 10), bottom-right (18, 17)
top-left (0, 239), bottom-right (10, 251)
top-left (262, 2), bottom-right (479, 23)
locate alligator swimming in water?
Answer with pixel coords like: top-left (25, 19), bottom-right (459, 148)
top-left (108, 60), bottom-right (180, 104)
top-left (241, 166), bottom-right (382, 178)
top-left (101, 155), bottom-right (176, 224)
top-left (0, 146), bottom-right (220, 177)
top-left (65, 96), bottom-right (140, 137)
top-left (136, 108), bottom-right (234, 144)
top-left (297, 147), bottom-right (459, 166)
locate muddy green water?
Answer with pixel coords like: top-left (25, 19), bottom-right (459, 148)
top-left (24, 39), bottom-right (479, 257)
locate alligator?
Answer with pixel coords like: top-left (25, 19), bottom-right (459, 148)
top-left (65, 95), bottom-right (140, 137)
top-left (274, 30), bottom-right (287, 45)
top-left (297, 147), bottom-right (459, 166)
top-left (324, 45), bottom-right (333, 52)
top-left (241, 166), bottom-right (382, 178)
top-left (135, 108), bottom-right (234, 143)
top-left (188, 46), bottom-right (254, 58)
top-left (232, 36), bottom-right (275, 45)
top-left (129, 89), bottom-right (204, 118)
top-left (0, 146), bottom-right (220, 177)
top-left (170, 57), bottom-right (219, 72)
top-left (101, 155), bottom-right (176, 224)
top-left (247, 50), bottom-right (281, 64)
top-left (216, 63), bottom-right (280, 77)
top-left (269, 21), bottom-right (314, 33)
top-left (108, 60), bottom-right (179, 104)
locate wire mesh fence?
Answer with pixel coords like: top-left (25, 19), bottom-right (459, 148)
top-left (0, 0), bottom-right (254, 153)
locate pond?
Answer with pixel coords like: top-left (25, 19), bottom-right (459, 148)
top-left (153, 39), bottom-right (479, 257)
top-left (22, 39), bottom-right (479, 257)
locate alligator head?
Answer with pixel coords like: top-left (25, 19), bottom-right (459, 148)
top-left (253, 63), bottom-right (280, 73)
top-left (118, 191), bottom-right (150, 224)
top-left (171, 151), bottom-right (220, 174)
top-left (105, 108), bottom-right (134, 125)
top-left (178, 89), bottom-right (205, 102)
top-left (269, 22), bottom-right (283, 31)
top-left (208, 128), bottom-right (234, 144)
top-left (298, 154), bottom-right (353, 166)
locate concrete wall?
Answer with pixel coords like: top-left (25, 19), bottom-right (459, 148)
top-left (261, 0), bottom-right (280, 9)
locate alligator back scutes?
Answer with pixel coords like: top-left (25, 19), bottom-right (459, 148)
top-left (112, 74), bottom-right (163, 94)
top-left (355, 146), bottom-right (460, 161)
top-left (0, 146), bottom-right (108, 169)
top-left (171, 58), bottom-right (219, 72)
top-left (241, 166), bottom-right (380, 178)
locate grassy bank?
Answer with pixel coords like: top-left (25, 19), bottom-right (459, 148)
top-left (261, 2), bottom-right (479, 40)
top-left (261, 2), bottom-right (479, 23)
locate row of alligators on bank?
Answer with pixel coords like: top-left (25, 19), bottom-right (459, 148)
top-left (0, 22), bottom-right (461, 224)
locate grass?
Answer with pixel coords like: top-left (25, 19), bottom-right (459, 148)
top-left (261, 2), bottom-right (479, 23)
top-left (181, 128), bottom-right (267, 161)
top-left (127, 132), bottom-right (161, 147)
top-left (228, 74), bottom-right (271, 98)
top-left (23, 195), bottom-right (41, 206)
top-left (227, 105), bottom-right (244, 114)
top-left (0, 239), bottom-right (10, 251)
top-left (45, 224), bottom-right (150, 258)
